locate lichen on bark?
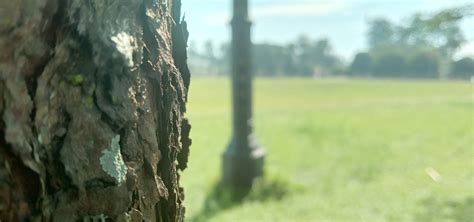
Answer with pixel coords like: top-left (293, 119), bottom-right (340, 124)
top-left (0, 0), bottom-right (191, 221)
top-left (99, 135), bottom-right (128, 185)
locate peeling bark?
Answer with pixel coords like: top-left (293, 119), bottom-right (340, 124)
top-left (0, 0), bottom-right (191, 221)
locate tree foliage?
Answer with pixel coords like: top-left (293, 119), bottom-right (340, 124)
top-left (357, 4), bottom-right (472, 79)
top-left (372, 52), bottom-right (407, 77)
top-left (349, 52), bottom-right (372, 76)
top-left (368, 18), bottom-right (395, 49)
top-left (407, 50), bottom-right (440, 78)
top-left (193, 36), bottom-right (342, 77)
top-left (451, 57), bottom-right (474, 79)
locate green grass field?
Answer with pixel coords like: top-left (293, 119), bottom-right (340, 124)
top-left (181, 77), bottom-right (473, 222)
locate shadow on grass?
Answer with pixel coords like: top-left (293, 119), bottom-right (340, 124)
top-left (188, 177), bottom-right (297, 222)
top-left (415, 196), bottom-right (474, 222)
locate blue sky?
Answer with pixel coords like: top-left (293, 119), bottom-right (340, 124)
top-left (182, 0), bottom-right (474, 60)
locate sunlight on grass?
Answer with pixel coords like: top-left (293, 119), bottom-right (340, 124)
top-left (182, 77), bottom-right (473, 221)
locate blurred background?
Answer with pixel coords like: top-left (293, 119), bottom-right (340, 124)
top-left (180, 0), bottom-right (473, 221)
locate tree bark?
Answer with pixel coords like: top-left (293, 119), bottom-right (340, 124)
top-left (0, 0), bottom-right (191, 221)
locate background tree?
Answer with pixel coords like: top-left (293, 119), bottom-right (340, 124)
top-left (282, 43), bottom-right (299, 76)
top-left (349, 52), bottom-right (372, 76)
top-left (310, 39), bottom-right (341, 75)
top-left (397, 8), bottom-right (469, 59)
top-left (361, 5), bottom-right (472, 79)
top-left (218, 43), bottom-right (231, 75)
top-left (204, 40), bottom-right (219, 74)
top-left (372, 52), bottom-right (407, 77)
top-left (451, 57), bottom-right (474, 79)
top-left (424, 4), bottom-right (472, 57)
top-left (295, 35), bottom-right (315, 76)
top-left (253, 44), bottom-right (286, 76)
top-left (368, 18), bottom-right (395, 49)
top-left (407, 50), bottom-right (441, 78)
top-left (0, 0), bottom-right (191, 221)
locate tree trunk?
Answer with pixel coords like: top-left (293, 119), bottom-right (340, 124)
top-left (0, 0), bottom-right (191, 221)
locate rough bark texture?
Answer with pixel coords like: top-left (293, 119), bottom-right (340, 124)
top-left (0, 0), bottom-right (191, 221)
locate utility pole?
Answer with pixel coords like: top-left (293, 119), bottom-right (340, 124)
top-left (223, 0), bottom-right (265, 190)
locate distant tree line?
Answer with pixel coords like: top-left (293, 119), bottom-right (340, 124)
top-left (349, 4), bottom-right (474, 79)
top-left (252, 37), bottom-right (343, 77)
top-left (188, 36), bottom-right (343, 77)
top-left (189, 5), bottom-right (474, 79)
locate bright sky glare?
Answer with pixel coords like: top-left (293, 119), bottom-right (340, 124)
top-left (182, 0), bottom-right (474, 60)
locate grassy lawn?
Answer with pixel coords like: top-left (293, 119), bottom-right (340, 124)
top-left (181, 77), bottom-right (473, 222)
